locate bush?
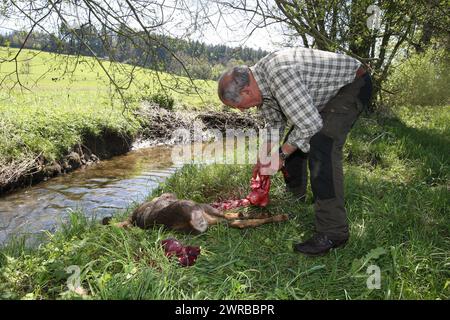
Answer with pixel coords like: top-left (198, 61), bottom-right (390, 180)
top-left (188, 60), bottom-right (212, 80)
top-left (146, 91), bottom-right (175, 110)
top-left (386, 47), bottom-right (450, 107)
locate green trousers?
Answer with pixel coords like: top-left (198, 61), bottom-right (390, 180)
top-left (283, 73), bottom-right (373, 240)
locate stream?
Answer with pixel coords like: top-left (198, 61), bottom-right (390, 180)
top-left (0, 135), bottom-right (256, 246)
top-left (0, 144), bottom-right (181, 245)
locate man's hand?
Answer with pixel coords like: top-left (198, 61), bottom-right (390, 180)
top-left (252, 160), bottom-right (262, 178)
top-left (252, 156), bottom-right (282, 176)
top-left (253, 142), bottom-right (297, 176)
top-left (259, 154), bottom-right (283, 176)
top-left (280, 143), bottom-right (298, 156)
top-left (254, 142), bottom-right (278, 176)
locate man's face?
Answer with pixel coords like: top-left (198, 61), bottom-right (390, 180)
top-left (222, 86), bottom-right (263, 112)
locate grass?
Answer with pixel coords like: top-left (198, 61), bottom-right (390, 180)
top-left (0, 47), bottom-right (220, 181)
top-left (0, 105), bottom-right (448, 300)
top-left (0, 47), bottom-right (219, 108)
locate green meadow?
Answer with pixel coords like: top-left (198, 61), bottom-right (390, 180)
top-left (1, 105), bottom-right (448, 299)
top-left (0, 47), bottom-right (219, 166)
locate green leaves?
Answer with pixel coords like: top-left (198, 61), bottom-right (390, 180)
top-left (351, 247), bottom-right (387, 274)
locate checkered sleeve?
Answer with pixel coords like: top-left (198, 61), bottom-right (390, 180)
top-left (259, 99), bottom-right (286, 145)
top-left (269, 67), bottom-right (323, 153)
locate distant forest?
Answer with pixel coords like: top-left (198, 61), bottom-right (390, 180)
top-left (0, 26), bottom-right (269, 80)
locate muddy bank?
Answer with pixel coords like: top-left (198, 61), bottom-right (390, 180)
top-left (133, 103), bottom-right (263, 146)
top-left (0, 129), bottom-right (133, 196)
top-left (0, 105), bottom-right (263, 196)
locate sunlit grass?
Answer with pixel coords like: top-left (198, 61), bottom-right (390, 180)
top-left (0, 47), bottom-right (219, 108)
top-left (0, 47), bottom-right (220, 166)
top-left (1, 105), bottom-right (448, 299)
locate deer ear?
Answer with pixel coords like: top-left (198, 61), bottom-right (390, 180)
top-left (190, 209), bottom-right (208, 233)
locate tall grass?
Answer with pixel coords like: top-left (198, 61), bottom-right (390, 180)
top-left (1, 105), bottom-right (448, 300)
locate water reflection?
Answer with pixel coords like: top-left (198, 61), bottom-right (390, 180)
top-left (0, 134), bottom-right (257, 245)
top-left (0, 145), bottom-right (179, 245)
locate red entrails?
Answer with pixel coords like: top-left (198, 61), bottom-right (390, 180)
top-left (161, 238), bottom-right (201, 267)
top-left (211, 173), bottom-right (271, 211)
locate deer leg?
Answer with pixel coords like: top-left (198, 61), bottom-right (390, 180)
top-left (202, 213), bottom-right (221, 225)
top-left (203, 211), bottom-right (246, 225)
top-left (228, 214), bottom-right (289, 229)
top-left (115, 220), bottom-right (133, 228)
top-left (200, 204), bottom-right (244, 219)
top-left (222, 212), bottom-right (244, 220)
top-left (246, 212), bottom-right (271, 219)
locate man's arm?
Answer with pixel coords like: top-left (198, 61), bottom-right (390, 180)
top-left (258, 99), bottom-right (287, 146)
top-left (255, 100), bottom-right (288, 175)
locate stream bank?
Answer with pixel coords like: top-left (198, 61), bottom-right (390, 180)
top-left (0, 130), bottom-right (133, 196)
top-left (0, 104), bottom-right (263, 196)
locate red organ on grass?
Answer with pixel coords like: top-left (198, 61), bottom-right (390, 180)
top-left (161, 238), bottom-right (201, 267)
top-left (160, 173), bottom-right (274, 267)
top-left (211, 173), bottom-right (271, 210)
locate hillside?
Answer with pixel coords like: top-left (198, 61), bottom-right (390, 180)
top-left (0, 47), bottom-right (222, 193)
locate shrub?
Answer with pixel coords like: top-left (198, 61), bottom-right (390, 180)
top-left (144, 91), bottom-right (175, 110)
top-left (386, 47), bottom-right (450, 107)
top-left (187, 57), bottom-right (213, 80)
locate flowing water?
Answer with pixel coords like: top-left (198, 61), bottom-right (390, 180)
top-left (0, 144), bottom-right (181, 245)
top-left (0, 136), bottom-right (256, 245)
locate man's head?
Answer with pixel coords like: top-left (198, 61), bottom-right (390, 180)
top-left (218, 66), bottom-right (262, 111)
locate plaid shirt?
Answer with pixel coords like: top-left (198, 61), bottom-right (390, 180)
top-left (250, 47), bottom-right (361, 152)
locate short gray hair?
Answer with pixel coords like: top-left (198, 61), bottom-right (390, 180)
top-left (218, 65), bottom-right (250, 104)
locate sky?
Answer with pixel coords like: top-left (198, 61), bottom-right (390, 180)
top-left (134, 0), bottom-right (289, 51)
top-left (0, 0), bottom-right (287, 52)
top-left (191, 19), bottom-right (285, 51)
top-left (171, 0), bottom-right (287, 51)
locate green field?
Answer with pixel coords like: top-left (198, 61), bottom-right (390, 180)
top-left (0, 47), bottom-right (219, 107)
top-left (0, 47), bottom-right (219, 168)
top-left (1, 105), bottom-right (448, 299)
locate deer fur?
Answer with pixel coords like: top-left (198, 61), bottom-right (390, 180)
top-left (107, 193), bottom-right (288, 233)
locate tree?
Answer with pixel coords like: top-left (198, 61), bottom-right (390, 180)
top-left (0, 0), bottom-right (213, 103)
top-left (212, 0), bottom-right (449, 110)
